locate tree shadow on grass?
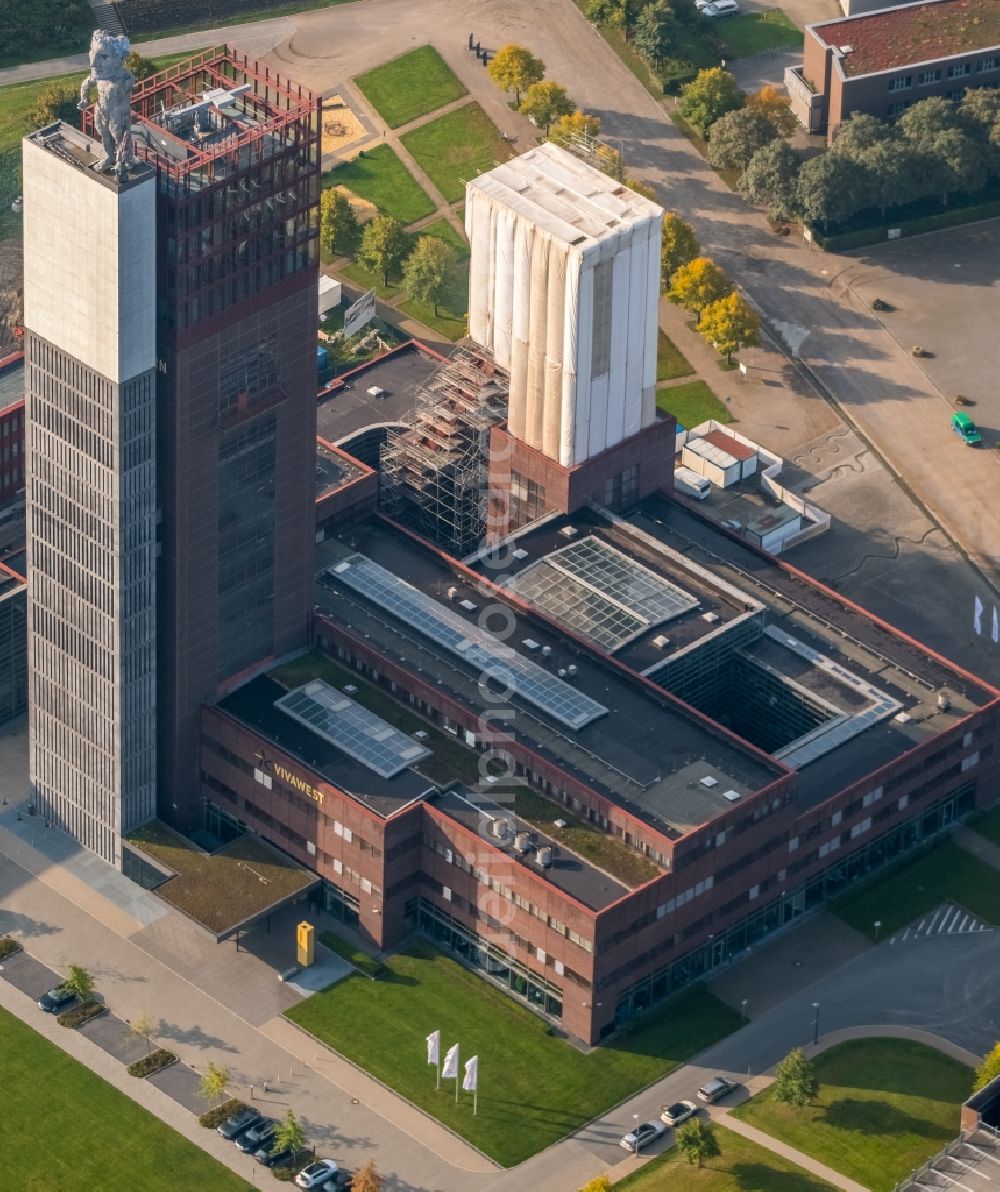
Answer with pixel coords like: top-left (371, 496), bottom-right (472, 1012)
top-left (729, 1162), bottom-right (834, 1191)
top-left (821, 1097), bottom-right (947, 1140)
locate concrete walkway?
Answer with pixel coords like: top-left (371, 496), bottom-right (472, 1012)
top-left (955, 825), bottom-right (1000, 873)
top-left (715, 1110), bottom-right (869, 1192)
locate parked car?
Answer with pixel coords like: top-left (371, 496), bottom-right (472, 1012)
top-left (660, 1100), bottom-right (699, 1127)
top-left (236, 1117), bottom-right (275, 1153)
top-left (296, 1160), bottom-right (340, 1189)
top-left (217, 1106), bottom-right (263, 1141)
top-left (37, 985), bottom-right (75, 1013)
top-left (254, 1138), bottom-right (298, 1168)
top-left (703, 1), bottom-right (741, 15)
top-left (951, 411), bottom-right (982, 446)
top-left (619, 1120), bottom-right (667, 1152)
top-left (697, 1076), bottom-right (740, 1104)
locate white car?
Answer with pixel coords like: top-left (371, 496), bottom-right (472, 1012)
top-left (703, 0), bottom-right (741, 15)
top-left (619, 1120), bottom-right (667, 1152)
top-left (660, 1099), bottom-right (699, 1127)
top-left (295, 1160), bottom-right (340, 1189)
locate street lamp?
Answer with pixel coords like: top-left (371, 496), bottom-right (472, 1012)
top-left (812, 1002), bottom-right (820, 1046)
top-left (741, 997), bottom-right (749, 1024)
top-left (874, 919), bottom-right (882, 942)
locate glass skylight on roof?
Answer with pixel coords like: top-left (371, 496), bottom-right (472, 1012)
top-left (275, 680), bottom-right (432, 779)
top-left (507, 536), bottom-right (698, 651)
top-left (328, 555), bottom-right (608, 731)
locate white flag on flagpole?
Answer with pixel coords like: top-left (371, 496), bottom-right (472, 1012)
top-left (463, 1055), bottom-right (478, 1092)
top-left (442, 1043), bottom-right (459, 1080)
top-left (426, 1030), bottom-right (441, 1067)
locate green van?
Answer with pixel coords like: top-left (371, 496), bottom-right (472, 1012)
top-left (951, 411), bottom-right (982, 446)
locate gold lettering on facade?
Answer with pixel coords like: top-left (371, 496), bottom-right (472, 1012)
top-left (272, 762), bottom-right (325, 805)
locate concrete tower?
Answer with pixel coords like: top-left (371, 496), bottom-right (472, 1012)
top-left (467, 143), bottom-right (674, 537)
top-left (22, 123), bottom-right (158, 865)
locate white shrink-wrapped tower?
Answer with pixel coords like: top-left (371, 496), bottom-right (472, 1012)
top-left (466, 143), bottom-right (663, 469)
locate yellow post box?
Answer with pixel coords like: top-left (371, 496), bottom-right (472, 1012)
top-left (296, 921), bottom-right (315, 967)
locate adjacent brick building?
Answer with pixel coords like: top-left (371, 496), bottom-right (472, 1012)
top-left (787, 0), bottom-right (1000, 138)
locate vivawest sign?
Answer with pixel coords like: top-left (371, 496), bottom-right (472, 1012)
top-left (343, 288), bottom-right (376, 339)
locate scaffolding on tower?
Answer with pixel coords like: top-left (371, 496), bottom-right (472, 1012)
top-left (380, 344), bottom-right (507, 556)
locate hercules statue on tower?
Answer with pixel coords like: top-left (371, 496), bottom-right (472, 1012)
top-left (79, 30), bottom-right (135, 174)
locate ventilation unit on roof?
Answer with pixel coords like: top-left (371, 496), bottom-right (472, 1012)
top-left (523, 638), bottom-right (540, 651)
top-left (536, 845), bottom-right (554, 868)
top-left (553, 818), bottom-right (567, 829)
top-left (567, 664), bottom-right (578, 676)
top-left (343, 684), bottom-right (358, 694)
top-left (512, 548), bottom-right (530, 560)
top-left (459, 599), bottom-right (478, 612)
top-left (700, 775), bottom-right (718, 788)
top-left (701, 612), bottom-right (720, 624)
top-left (653, 634), bottom-right (671, 649)
top-left (559, 525), bottom-right (578, 538)
top-left (447, 585), bottom-right (459, 599)
top-left (839, 44), bottom-right (854, 53)
top-left (723, 790), bottom-right (741, 803)
top-left (894, 711), bottom-right (913, 724)
top-left (541, 645), bottom-right (552, 657)
top-left (513, 832), bottom-right (533, 855)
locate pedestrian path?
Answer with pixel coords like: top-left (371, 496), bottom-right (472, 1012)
top-left (714, 1110), bottom-right (870, 1192)
top-left (890, 902), bottom-right (992, 945)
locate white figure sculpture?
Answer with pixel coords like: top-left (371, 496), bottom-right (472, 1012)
top-left (79, 30), bottom-right (135, 173)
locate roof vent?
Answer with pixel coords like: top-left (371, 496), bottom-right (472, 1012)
top-left (343, 684), bottom-right (358, 695)
top-left (447, 585), bottom-right (459, 599)
top-left (936, 691), bottom-right (951, 712)
top-left (894, 711), bottom-right (913, 725)
top-left (513, 831), bottom-right (533, 855)
top-left (700, 775), bottom-right (719, 788)
top-left (553, 818), bottom-right (567, 829)
top-left (566, 664), bottom-right (578, 676)
top-left (512, 548), bottom-right (530, 560)
top-left (839, 44), bottom-right (854, 53)
top-left (490, 816), bottom-right (512, 841)
top-left (536, 845), bottom-right (554, 868)
top-left (459, 599), bottom-right (478, 612)
top-left (722, 790), bottom-right (741, 803)
top-left (522, 638), bottom-right (540, 651)
top-left (701, 612), bottom-right (720, 624)
top-left (541, 645), bottom-right (553, 658)
top-left (653, 634), bottom-right (671, 649)
top-left (559, 525), bottom-right (578, 538)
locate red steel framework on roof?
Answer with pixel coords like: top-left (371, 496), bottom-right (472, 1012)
top-left (81, 46), bottom-right (319, 182)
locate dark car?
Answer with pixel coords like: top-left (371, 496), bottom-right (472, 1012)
top-left (217, 1106), bottom-right (263, 1141)
top-left (236, 1117), bottom-right (275, 1153)
top-left (37, 985), bottom-right (76, 1013)
top-left (254, 1138), bottom-right (297, 1168)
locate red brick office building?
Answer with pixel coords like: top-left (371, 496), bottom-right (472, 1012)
top-left (787, 0), bottom-right (1000, 138)
top-left (197, 503), bottom-right (1000, 1044)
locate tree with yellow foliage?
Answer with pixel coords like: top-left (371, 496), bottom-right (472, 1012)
top-left (746, 84), bottom-right (797, 138)
top-left (488, 44), bottom-right (545, 105)
top-left (667, 256), bottom-right (732, 320)
top-left (697, 291), bottom-right (760, 365)
top-left (547, 109), bottom-right (601, 149)
top-left (660, 212), bottom-right (700, 291)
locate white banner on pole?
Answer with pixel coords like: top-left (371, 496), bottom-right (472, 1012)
top-left (343, 288), bottom-right (377, 338)
top-left (974, 595), bottom-right (984, 636)
top-left (442, 1043), bottom-right (459, 1080)
top-left (426, 1030), bottom-right (441, 1066)
top-left (463, 1055), bottom-right (478, 1092)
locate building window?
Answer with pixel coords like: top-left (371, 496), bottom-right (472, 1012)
top-left (603, 463), bottom-right (640, 513)
top-left (947, 88), bottom-right (967, 101)
top-left (887, 101), bottom-right (912, 118)
top-left (948, 62), bottom-right (971, 78)
top-left (888, 75), bottom-right (912, 92)
top-left (509, 471), bottom-right (546, 529)
top-left (917, 69), bottom-right (942, 86)
top-left (978, 56), bottom-right (998, 72)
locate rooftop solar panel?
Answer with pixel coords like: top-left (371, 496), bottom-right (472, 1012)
top-left (328, 555), bottom-right (609, 731)
top-left (275, 680), bottom-right (433, 778)
top-left (508, 537), bottom-right (699, 651)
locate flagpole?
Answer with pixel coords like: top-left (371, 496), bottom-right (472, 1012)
top-left (455, 1045), bottom-right (460, 1104)
top-left (436, 1056), bottom-right (441, 1091)
top-left (473, 1087), bottom-right (478, 1117)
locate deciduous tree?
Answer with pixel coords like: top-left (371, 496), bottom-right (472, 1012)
top-left (796, 152), bottom-right (868, 229)
top-left (974, 1042), bottom-right (1000, 1092)
top-left (857, 138), bottom-right (916, 217)
top-left (487, 44), bottom-right (545, 105)
top-left (63, 964), bottom-right (94, 1004)
top-left (273, 1109), bottom-right (306, 1162)
top-left (961, 88), bottom-right (1000, 137)
top-left (677, 68), bottom-right (745, 137)
top-left (585, 0), bottom-right (641, 41)
top-left (633, 0), bottom-right (676, 66)
top-left (547, 109), bottom-right (602, 149)
top-left (698, 291), bottom-right (759, 364)
top-left (830, 111), bottom-right (893, 162)
top-left (358, 214), bottom-right (407, 287)
top-left (199, 1061), bottom-right (231, 1109)
top-left (660, 211), bottom-right (700, 289)
top-left (773, 1047), bottom-right (820, 1107)
top-left (739, 138), bottom-right (801, 221)
top-left (519, 81), bottom-right (575, 131)
top-left (320, 188), bottom-right (361, 259)
top-left (667, 256), bottom-right (732, 319)
top-left (746, 84), bottom-right (796, 137)
top-left (706, 108), bottom-right (780, 173)
top-left (677, 1119), bottom-right (721, 1167)
top-left (31, 83), bottom-right (80, 127)
top-left (124, 51), bottom-right (157, 81)
top-left (128, 1011), bottom-right (156, 1059)
top-left (402, 236), bottom-right (457, 316)
top-left (898, 96), bottom-right (964, 146)
top-left (926, 127), bottom-right (989, 203)
top-left (352, 1160), bottom-right (383, 1192)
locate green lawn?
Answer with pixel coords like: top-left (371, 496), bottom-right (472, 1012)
top-left (0, 1006), bottom-right (251, 1192)
top-left (418, 217), bottom-right (469, 256)
top-left (355, 46), bottom-right (467, 129)
top-left (732, 1039), bottom-right (971, 1191)
top-left (657, 380), bottom-right (732, 429)
top-left (286, 942), bottom-right (742, 1166)
top-left (398, 258), bottom-right (469, 341)
top-left (831, 837), bottom-right (1000, 940)
top-left (325, 145), bottom-right (436, 224)
top-left (121, 0), bottom-right (356, 42)
top-left (402, 102), bottom-right (513, 204)
top-left (972, 803), bottom-right (1000, 849)
top-left (719, 10), bottom-right (804, 59)
top-left (615, 1122), bottom-right (837, 1191)
top-left (657, 330), bottom-right (694, 381)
